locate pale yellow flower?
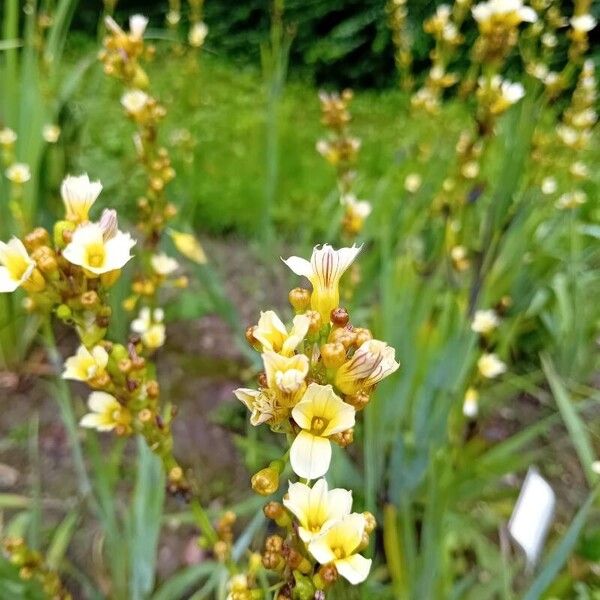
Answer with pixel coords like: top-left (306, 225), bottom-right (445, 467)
top-left (308, 513), bottom-right (372, 584)
top-left (168, 229), bottom-right (207, 264)
top-left (404, 173), bottom-right (422, 193)
top-left (471, 309), bottom-right (500, 335)
top-left (234, 387), bottom-right (285, 426)
top-left (477, 353), bottom-right (506, 378)
top-left (131, 307), bottom-right (166, 348)
top-left (80, 391), bottom-right (131, 432)
top-left (262, 350), bottom-right (309, 406)
top-left (472, 0), bottom-right (537, 30)
top-left (335, 339), bottom-right (400, 395)
top-left (61, 174), bottom-right (103, 223)
top-left (42, 124), bottom-right (61, 143)
top-left (121, 90), bottom-right (150, 118)
top-left (283, 244), bottom-right (362, 322)
top-left (62, 344), bottom-right (109, 382)
top-left (290, 383), bottom-right (355, 479)
top-left (541, 177), bottom-right (557, 195)
top-left (463, 387), bottom-right (479, 418)
top-left (129, 14), bottom-right (149, 39)
top-left (0, 127), bottom-right (17, 146)
top-left (5, 163), bottom-right (31, 184)
top-left (284, 478), bottom-right (352, 543)
top-left (62, 216), bottom-right (135, 276)
top-left (253, 311), bottom-right (309, 356)
top-left (151, 252), bottom-right (179, 276)
top-left (555, 190), bottom-right (587, 210)
top-left (570, 14), bottom-right (596, 33)
top-left (189, 21), bottom-right (209, 47)
top-left (0, 237), bottom-right (36, 293)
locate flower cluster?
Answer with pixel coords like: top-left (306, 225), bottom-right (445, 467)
top-left (0, 173), bottom-right (190, 496)
top-left (472, 0), bottom-right (537, 64)
top-left (386, 0), bottom-right (414, 91)
top-left (533, 59), bottom-right (596, 210)
top-left (2, 537), bottom-right (72, 600)
top-left (463, 304), bottom-right (508, 419)
top-left (412, 2), bottom-right (468, 114)
top-left (316, 91), bottom-right (371, 239)
top-left (260, 479), bottom-right (376, 596)
top-left (99, 15), bottom-right (154, 88)
top-left (234, 244), bottom-right (399, 594)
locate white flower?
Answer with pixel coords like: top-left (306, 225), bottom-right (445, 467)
top-left (61, 174), bottom-right (103, 223)
top-left (129, 14), bottom-right (149, 39)
top-left (42, 124), bottom-right (61, 143)
top-left (189, 21), bottom-right (209, 47)
top-left (62, 345), bottom-right (109, 382)
top-left (478, 353), bottom-right (507, 378)
top-left (5, 163), bottom-right (31, 184)
top-left (62, 218), bottom-right (135, 276)
top-left (335, 339), bottom-right (400, 395)
top-left (121, 90), bottom-right (150, 117)
top-left (404, 173), bottom-right (422, 192)
top-left (471, 309), bottom-right (500, 334)
top-left (151, 253), bottom-right (179, 276)
top-left (555, 190), bottom-right (587, 210)
top-left (308, 513), bottom-right (372, 584)
top-left (80, 391), bottom-right (131, 432)
top-left (472, 0), bottom-right (537, 25)
top-left (0, 127), bottom-right (17, 146)
top-left (341, 194), bottom-right (372, 219)
top-left (290, 383), bottom-right (355, 479)
top-left (284, 479), bottom-right (353, 543)
top-left (569, 162), bottom-right (588, 178)
top-left (541, 32), bottom-right (557, 48)
top-left (541, 177), bottom-right (557, 195)
top-left (501, 81), bottom-right (525, 104)
top-left (0, 237), bottom-right (35, 293)
top-left (463, 387), bottom-right (479, 418)
top-left (234, 388), bottom-right (285, 426)
top-left (283, 244), bottom-right (362, 322)
top-left (262, 351), bottom-right (309, 405)
top-left (570, 14), bottom-right (596, 33)
top-left (131, 307), bottom-right (166, 348)
top-left (253, 311), bottom-right (309, 356)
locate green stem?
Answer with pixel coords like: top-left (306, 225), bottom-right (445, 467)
top-left (41, 318), bottom-right (93, 501)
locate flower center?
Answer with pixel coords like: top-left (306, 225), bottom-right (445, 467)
top-left (333, 546), bottom-right (345, 560)
top-left (310, 416), bottom-right (328, 435)
top-left (86, 243), bottom-right (106, 268)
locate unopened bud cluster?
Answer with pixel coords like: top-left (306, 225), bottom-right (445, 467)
top-left (3, 537), bottom-right (72, 600)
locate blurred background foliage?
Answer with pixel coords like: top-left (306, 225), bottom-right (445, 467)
top-left (65, 0), bottom-right (599, 88)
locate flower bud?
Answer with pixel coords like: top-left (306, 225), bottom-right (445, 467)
top-left (330, 307), bottom-right (349, 327)
top-left (251, 466), bottom-right (279, 496)
top-left (289, 287), bottom-right (311, 312)
top-left (345, 391), bottom-right (370, 410)
top-left (354, 327), bottom-right (373, 347)
top-left (101, 269), bottom-right (121, 288)
top-left (305, 310), bottom-right (322, 334)
top-left (320, 342), bottom-right (346, 370)
top-left (81, 290), bottom-right (99, 308)
top-left (55, 304), bottom-right (72, 321)
top-left (363, 511), bottom-right (377, 534)
top-left (21, 269), bottom-right (46, 293)
top-left (23, 227), bottom-right (50, 252)
top-left (53, 220), bottom-right (75, 249)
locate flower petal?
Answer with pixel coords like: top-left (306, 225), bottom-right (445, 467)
top-left (335, 555), bottom-right (372, 585)
top-left (290, 431), bottom-right (331, 479)
top-left (281, 255), bottom-right (313, 279)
